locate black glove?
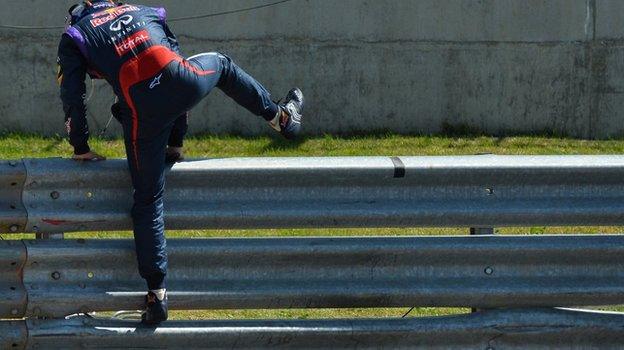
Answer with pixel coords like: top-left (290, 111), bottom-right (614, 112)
top-left (110, 101), bottom-right (125, 123)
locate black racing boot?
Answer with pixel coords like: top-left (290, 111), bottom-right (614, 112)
top-left (141, 291), bottom-right (168, 325)
top-left (165, 149), bottom-right (184, 164)
top-left (269, 88), bottom-right (304, 139)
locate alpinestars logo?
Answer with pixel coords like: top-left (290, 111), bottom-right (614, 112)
top-left (114, 30), bottom-right (150, 56)
top-left (149, 73), bottom-right (163, 89)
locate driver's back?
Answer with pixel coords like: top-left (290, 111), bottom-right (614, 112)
top-left (64, 4), bottom-right (175, 94)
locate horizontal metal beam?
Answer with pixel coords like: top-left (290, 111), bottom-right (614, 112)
top-left (2, 308), bottom-right (624, 349)
top-left (3, 235), bottom-right (624, 318)
top-left (5, 155), bottom-right (624, 233)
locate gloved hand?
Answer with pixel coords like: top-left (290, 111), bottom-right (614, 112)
top-left (111, 101), bottom-right (124, 123)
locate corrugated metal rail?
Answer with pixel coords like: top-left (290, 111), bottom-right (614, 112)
top-left (2, 156), bottom-right (624, 348)
top-left (4, 155), bottom-right (624, 233)
top-left (0, 235), bottom-right (623, 319)
top-left (1, 308), bottom-right (624, 349)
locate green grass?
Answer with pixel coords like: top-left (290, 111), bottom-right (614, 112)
top-left (2, 133), bottom-right (623, 319)
top-left (93, 307), bottom-right (469, 321)
top-left (5, 132), bottom-right (624, 159)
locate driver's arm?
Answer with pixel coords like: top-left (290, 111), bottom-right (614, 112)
top-left (57, 33), bottom-right (90, 155)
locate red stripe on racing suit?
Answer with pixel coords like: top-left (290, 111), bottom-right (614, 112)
top-left (118, 45), bottom-right (215, 170)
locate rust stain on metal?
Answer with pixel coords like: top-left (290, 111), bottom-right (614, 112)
top-left (41, 219), bottom-right (107, 226)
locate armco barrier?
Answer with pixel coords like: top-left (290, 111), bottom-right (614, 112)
top-left (12, 155), bottom-right (624, 233)
top-left (2, 309), bottom-right (624, 349)
top-left (1, 235), bottom-right (623, 319)
top-left (1, 156), bottom-right (624, 349)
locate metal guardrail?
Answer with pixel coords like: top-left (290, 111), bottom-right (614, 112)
top-left (3, 155), bottom-right (624, 233)
top-left (0, 235), bottom-right (623, 319)
top-left (2, 156), bottom-right (624, 348)
top-left (2, 308), bottom-right (624, 349)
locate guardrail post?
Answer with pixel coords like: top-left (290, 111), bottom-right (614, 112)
top-left (33, 230), bottom-right (64, 325)
top-left (470, 227), bottom-right (494, 313)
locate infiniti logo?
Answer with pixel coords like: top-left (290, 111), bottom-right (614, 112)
top-left (110, 15), bottom-right (133, 31)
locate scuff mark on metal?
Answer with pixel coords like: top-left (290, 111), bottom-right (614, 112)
top-left (41, 219), bottom-right (107, 226)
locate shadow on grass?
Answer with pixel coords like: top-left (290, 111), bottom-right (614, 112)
top-left (262, 135), bottom-right (307, 153)
top-left (196, 127), bottom-right (583, 144)
top-left (439, 121), bottom-right (579, 140)
top-left (43, 137), bottom-right (65, 152)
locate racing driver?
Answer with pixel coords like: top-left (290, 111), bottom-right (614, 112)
top-left (57, 0), bottom-right (304, 324)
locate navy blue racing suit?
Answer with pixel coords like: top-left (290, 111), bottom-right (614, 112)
top-left (58, 3), bottom-right (280, 290)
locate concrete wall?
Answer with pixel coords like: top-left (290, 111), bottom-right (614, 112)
top-left (0, 0), bottom-right (622, 138)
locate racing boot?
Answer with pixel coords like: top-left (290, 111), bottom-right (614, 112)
top-left (165, 147), bottom-right (184, 164)
top-left (269, 88), bottom-right (304, 139)
top-left (141, 291), bottom-right (168, 325)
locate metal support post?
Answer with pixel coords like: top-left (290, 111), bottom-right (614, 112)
top-left (470, 227), bottom-right (495, 313)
